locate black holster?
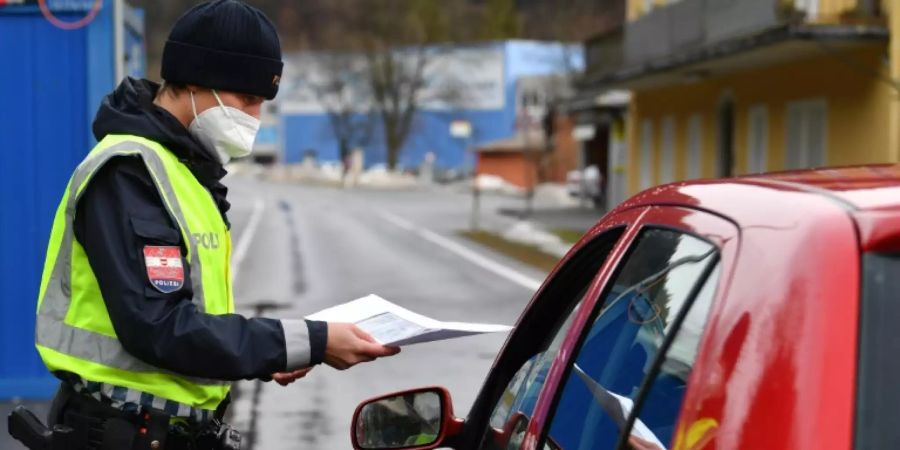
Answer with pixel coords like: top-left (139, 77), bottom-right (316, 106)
top-left (43, 382), bottom-right (170, 450)
top-left (8, 405), bottom-right (74, 450)
top-left (10, 381), bottom-right (240, 450)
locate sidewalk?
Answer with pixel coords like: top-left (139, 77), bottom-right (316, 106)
top-left (435, 181), bottom-right (607, 235)
top-left (496, 204), bottom-right (606, 234)
top-left (448, 191), bottom-right (607, 264)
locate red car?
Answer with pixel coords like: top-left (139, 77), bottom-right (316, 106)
top-left (350, 165), bottom-right (900, 450)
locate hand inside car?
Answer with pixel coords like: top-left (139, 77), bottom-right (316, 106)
top-left (272, 367), bottom-right (314, 386)
top-left (628, 435), bottom-right (664, 450)
top-left (324, 322), bottom-right (401, 370)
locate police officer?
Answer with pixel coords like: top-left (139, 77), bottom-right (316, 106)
top-left (33, 1), bottom-right (399, 448)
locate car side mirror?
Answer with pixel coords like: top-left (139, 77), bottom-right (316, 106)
top-left (351, 386), bottom-right (464, 450)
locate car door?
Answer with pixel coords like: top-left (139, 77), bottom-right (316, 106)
top-left (519, 206), bottom-right (739, 450)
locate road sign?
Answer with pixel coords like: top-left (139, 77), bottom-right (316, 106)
top-left (0, 0), bottom-right (94, 10)
top-left (0, 0), bottom-right (103, 29)
top-left (450, 120), bottom-right (472, 139)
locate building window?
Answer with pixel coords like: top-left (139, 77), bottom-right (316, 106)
top-left (645, 0), bottom-right (682, 13)
top-left (747, 105), bottom-right (769, 174)
top-left (518, 91), bottom-right (542, 112)
top-left (687, 114), bottom-right (702, 179)
top-left (522, 91), bottom-right (540, 108)
top-left (640, 119), bottom-right (654, 189)
top-left (660, 116), bottom-right (675, 183)
top-left (785, 99), bottom-right (827, 170)
top-left (794, 0), bottom-right (818, 19)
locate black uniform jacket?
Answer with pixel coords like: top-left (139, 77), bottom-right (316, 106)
top-left (72, 77), bottom-right (326, 381)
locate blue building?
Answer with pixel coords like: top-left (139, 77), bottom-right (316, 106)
top-left (277, 40), bottom-right (583, 171)
top-left (0, 0), bottom-right (144, 400)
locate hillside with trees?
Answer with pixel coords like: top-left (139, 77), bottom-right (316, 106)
top-left (132, 0), bottom-right (624, 79)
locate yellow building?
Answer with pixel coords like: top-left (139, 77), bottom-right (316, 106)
top-left (578, 0), bottom-right (900, 194)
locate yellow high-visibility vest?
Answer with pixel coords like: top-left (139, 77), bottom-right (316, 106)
top-left (36, 134), bottom-right (233, 415)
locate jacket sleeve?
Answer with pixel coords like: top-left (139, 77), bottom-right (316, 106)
top-left (72, 155), bottom-right (327, 381)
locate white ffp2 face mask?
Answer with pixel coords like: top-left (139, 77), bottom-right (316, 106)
top-left (188, 90), bottom-right (260, 165)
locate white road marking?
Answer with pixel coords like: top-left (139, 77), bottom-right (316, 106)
top-left (377, 211), bottom-right (542, 292)
top-left (377, 211), bottom-right (416, 231)
top-left (232, 198), bottom-right (265, 275)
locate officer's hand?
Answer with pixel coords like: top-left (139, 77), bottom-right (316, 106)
top-left (272, 367), bottom-right (314, 386)
top-left (324, 323), bottom-right (401, 370)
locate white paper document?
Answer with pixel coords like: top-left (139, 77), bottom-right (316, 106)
top-left (305, 294), bottom-right (513, 346)
top-left (573, 364), bottom-right (668, 449)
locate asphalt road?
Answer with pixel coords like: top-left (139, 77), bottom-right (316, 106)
top-left (0, 173), bottom-right (559, 450)
top-left (223, 174), bottom-right (549, 450)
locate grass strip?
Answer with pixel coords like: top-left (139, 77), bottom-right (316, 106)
top-left (548, 228), bottom-right (585, 244)
top-left (459, 230), bottom-right (560, 272)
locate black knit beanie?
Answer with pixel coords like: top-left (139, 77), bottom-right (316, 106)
top-left (161, 0), bottom-right (282, 100)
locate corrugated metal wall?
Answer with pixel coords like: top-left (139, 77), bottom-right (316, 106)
top-left (0, 2), bottom-right (115, 399)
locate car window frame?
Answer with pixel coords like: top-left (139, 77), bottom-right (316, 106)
top-left (518, 205), bottom-right (740, 450)
top-left (538, 226), bottom-right (720, 450)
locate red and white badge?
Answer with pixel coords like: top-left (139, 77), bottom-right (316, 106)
top-left (143, 246), bottom-right (184, 293)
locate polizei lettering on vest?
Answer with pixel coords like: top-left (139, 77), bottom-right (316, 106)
top-left (192, 232), bottom-right (221, 250)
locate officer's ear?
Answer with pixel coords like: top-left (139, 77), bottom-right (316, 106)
top-left (159, 81), bottom-right (190, 100)
top-left (184, 85), bottom-right (211, 112)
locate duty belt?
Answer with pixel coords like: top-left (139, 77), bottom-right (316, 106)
top-left (68, 377), bottom-right (216, 424)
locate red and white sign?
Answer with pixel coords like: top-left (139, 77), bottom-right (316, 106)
top-left (143, 246), bottom-right (184, 294)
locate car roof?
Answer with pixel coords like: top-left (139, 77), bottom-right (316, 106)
top-left (746, 165), bottom-right (900, 212)
top-left (621, 164), bottom-right (900, 213)
top-left (613, 164), bottom-right (900, 251)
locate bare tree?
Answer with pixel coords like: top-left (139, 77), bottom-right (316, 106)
top-left (354, 0), bottom-right (452, 171)
top-left (306, 53), bottom-right (375, 171)
top-left (133, 0), bottom-right (615, 79)
top-left (288, 0), bottom-right (469, 173)
top-left (364, 46), bottom-right (429, 171)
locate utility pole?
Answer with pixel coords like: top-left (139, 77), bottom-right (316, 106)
top-left (451, 120), bottom-right (479, 230)
top-left (890, 0), bottom-right (900, 162)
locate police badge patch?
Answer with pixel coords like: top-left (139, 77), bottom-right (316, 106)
top-left (143, 246), bottom-right (185, 293)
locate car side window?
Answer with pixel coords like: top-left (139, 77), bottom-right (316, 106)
top-left (475, 227), bottom-right (625, 450)
top-left (543, 228), bottom-right (720, 450)
top-left (486, 300), bottom-right (581, 440)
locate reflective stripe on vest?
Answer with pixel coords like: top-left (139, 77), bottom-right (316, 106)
top-left (36, 136), bottom-right (232, 411)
